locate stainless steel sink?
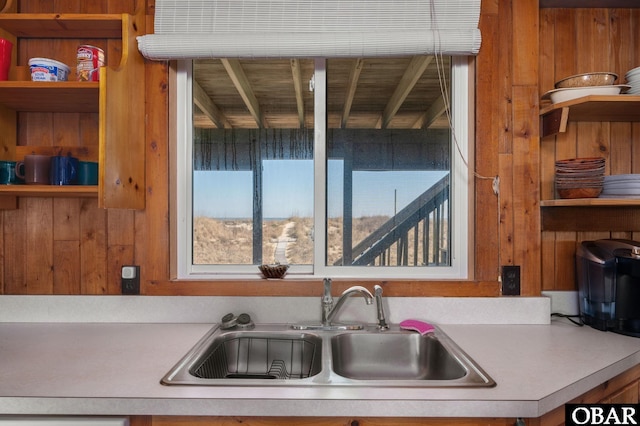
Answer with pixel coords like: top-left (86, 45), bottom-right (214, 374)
top-left (191, 330), bottom-right (322, 380)
top-left (331, 332), bottom-right (466, 380)
top-left (162, 326), bottom-right (323, 385)
top-left (161, 324), bottom-right (495, 387)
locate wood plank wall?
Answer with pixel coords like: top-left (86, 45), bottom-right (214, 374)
top-left (0, 0), bottom-right (142, 294)
top-left (539, 8), bottom-right (640, 291)
top-left (0, 0), bottom-right (544, 297)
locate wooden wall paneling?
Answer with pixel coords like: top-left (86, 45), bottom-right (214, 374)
top-left (577, 9), bottom-right (610, 72)
top-left (498, 0), bottom-right (514, 156)
top-left (53, 240), bottom-right (81, 294)
top-left (554, 232), bottom-right (578, 290)
top-left (3, 208), bottom-right (25, 293)
top-left (482, 0), bottom-right (498, 15)
top-left (52, 198), bottom-right (81, 293)
top-left (108, 209), bottom-right (135, 246)
top-left (107, 244), bottom-right (134, 294)
top-left (538, 9), bottom-right (558, 292)
top-left (634, 122), bottom-right (640, 172)
top-left (540, 8), bottom-right (577, 292)
top-left (511, 85), bottom-right (541, 296)
top-left (511, 0), bottom-right (540, 296)
top-left (540, 231), bottom-right (557, 289)
top-left (539, 9), bottom-right (557, 203)
top-left (610, 9), bottom-right (634, 77)
top-left (610, 123), bottom-right (632, 174)
top-left (138, 40), bottom-right (170, 291)
top-left (577, 122), bottom-right (609, 160)
top-left (25, 198), bottom-right (53, 293)
top-left (79, 198), bottom-right (107, 294)
top-left (498, 152), bottom-right (514, 268)
top-left (473, 7), bottom-right (500, 281)
top-left (552, 9), bottom-right (578, 90)
top-left (107, 209), bottom-right (134, 294)
top-left (511, 0), bottom-right (539, 86)
top-left (496, 0), bottom-right (515, 275)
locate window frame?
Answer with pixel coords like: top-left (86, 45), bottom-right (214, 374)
top-left (172, 57), bottom-right (473, 280)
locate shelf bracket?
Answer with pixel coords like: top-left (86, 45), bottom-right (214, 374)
top-left (540, 106), bottom-right (569, 138)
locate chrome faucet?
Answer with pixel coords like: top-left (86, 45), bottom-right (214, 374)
top-left (374, 284), bottom-right (389, 331)
top-left (321, 278), bottom-right (373, 327)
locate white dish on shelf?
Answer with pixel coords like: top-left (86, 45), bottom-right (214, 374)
top-left (603, 183), bottom-right (640, 191)
top-left (625, 66), bottom-right (640, 79)
top-left (604, 174), bottom-right (640, 182)
top-left (542, 85), bottom-right (631, 104)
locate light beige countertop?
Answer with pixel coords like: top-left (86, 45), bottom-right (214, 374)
top-left (0, 294), bottom-right (638, 419)
top-left (1, 321), bottom-right (640, 418)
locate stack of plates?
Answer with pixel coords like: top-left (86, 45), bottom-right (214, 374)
top-left (625, 66), bottom-right (640, 94)
top-left (555, 157), bottom-right (605, 199)
top-left (601, 174), bottom-right (640, 198)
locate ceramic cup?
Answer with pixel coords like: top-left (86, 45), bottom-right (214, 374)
top-left (16, 154), bottom-right (51, 185)
top-left (50, 155), bottom-right (79, 185)
top-left (0, 160), bottom-right (21, 184)
top-left (77, 161), bottom-right (98, 185)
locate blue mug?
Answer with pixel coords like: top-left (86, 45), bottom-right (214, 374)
top-left (50, 155), bottom-right (79, 185)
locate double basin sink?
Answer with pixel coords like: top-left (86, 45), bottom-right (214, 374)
top-left (161, 324), bottom-right (495, 387)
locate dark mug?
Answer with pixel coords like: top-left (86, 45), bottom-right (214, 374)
top-left (16, 154), bottom-right (50, 185)
top-left (0, 160), bottom-right (21, 184)
top-left (50, 155), bottom-right (79, 185)
top-left (77, 161), bottom-right (99, 185)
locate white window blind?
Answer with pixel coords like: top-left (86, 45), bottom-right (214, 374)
top-left (137, 0), bottom-right (482, 60)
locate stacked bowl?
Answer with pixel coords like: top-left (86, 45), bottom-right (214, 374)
top-left (542, 72), bottom-right (629, 104)
top-left (555, 157), bottom-right (605, 199)
top-left (625, 66), bottom-right (640, 94)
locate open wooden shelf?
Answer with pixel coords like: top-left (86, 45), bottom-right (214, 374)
top-left (0, 8), bottom-right (146, 209)
top-left (541, 198), bottom-right (640, 207)
top-left (0, 185), bottom-right (98, 197)
top-left (540, 95), bottom-right (640, 138)
top-left (0, 81), bottom-right (99, 112)
top-left (0, 13), bottom-right (124, 38)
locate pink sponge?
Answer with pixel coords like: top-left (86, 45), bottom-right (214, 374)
top-left (399, 319), bottom-right (436, 335)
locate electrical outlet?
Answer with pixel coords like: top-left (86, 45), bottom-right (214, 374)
top-left (121, 265), bottom-right (140, 295)
top-left (501, 265), bottom-right (520, 296)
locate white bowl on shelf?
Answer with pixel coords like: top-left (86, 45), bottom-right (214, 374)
top-left (542, 85), bottom-right (630, 104)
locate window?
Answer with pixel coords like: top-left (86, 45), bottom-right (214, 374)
top-left (174, 56), bottom-right (471, 279)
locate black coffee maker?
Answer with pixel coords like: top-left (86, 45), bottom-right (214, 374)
top-left (576, 239), bottom-right (640, 337)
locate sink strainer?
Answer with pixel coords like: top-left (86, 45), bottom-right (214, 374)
top-left (190, 335), bottom-right (320, 380)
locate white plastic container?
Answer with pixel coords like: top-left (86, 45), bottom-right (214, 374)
top-left (28, 57), bottom-right (70, 81)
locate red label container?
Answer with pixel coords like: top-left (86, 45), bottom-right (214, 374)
top-left (76, 45), bottom-right (104, 81)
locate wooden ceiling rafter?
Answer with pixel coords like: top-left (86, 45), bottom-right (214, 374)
top-left (220, 58), bottom-right (268, 128)
top-left (192, 55), bottom-right (451, 130)
top-left (413, 94), bottom-right (447, 129)
top-left (341, 58), bottom-right (365, 129)
top-left (290, 59), bottom-right (305, 129)
top-left (193, 79), bottom-right (230, 129)
top-left (378, 55), bottom-right (434, 129)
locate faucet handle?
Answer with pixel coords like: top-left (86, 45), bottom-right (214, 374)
top-left (374, 284), bottom-right (383, 297)
top-left (322, 278), bottom-right (333, 304)
top-left (374, 285), bottom-right (389, 330)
